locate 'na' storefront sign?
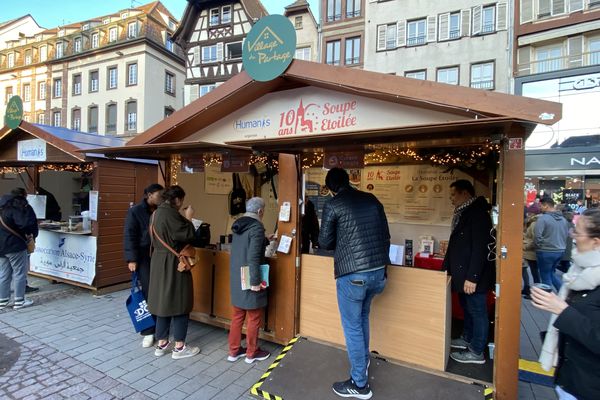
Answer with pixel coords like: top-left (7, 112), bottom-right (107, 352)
top-left (242, 15), bottom-right (296, 82)
top-left (526, 147), bottom-right (600, 172)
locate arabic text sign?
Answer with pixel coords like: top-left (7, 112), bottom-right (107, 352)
top-left (242, 15), bottom-right (296, 82)
top-left (30, 230), bottom-right (97, 285)
top-left (18, 139), bottom-right (47, 161)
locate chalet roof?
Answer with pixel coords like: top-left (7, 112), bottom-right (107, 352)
top-left (124, 59), bottom-right (561, 150)
top-left (173, 0), bottom-right (268, 45)
top-left (285, 0), bottom-right (310, 13)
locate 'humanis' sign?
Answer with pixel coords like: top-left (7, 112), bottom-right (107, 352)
top-left (242, 15), bottom-right (296, 82)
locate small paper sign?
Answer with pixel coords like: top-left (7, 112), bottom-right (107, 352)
top-left (277, 234), bottom-right (293, 254)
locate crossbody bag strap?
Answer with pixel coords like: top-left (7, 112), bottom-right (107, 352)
top-left (149, 212), bottom-right (180, 257)
top-left (0, 215), bottom-right (26, 243)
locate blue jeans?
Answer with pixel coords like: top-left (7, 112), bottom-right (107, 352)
top-left (458, 292), bottom-right (489, 355)
top-left (336, 268), bottom-right (386, 388)
top-left (0, 250), bottom-right (29, 302)
top-left (536, 251), bottom-right (564, 291)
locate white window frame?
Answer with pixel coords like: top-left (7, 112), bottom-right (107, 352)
top-left (23, 84), bottom-right (31, 102)
top-left (24, 50), bottom-right (32, 65)
top-left (225, 41), bottom-right (242, 60)
top-left (91, 33), bottom-right (99, 49)
top-left (126, 101), bottom-right (137, 131)
top-left (73, 74), bottom-right (82, 95)
top-left (7, 53), bottom-right (14, 68)
top-left (202, 44), bottom-right (219, 63)
top-left (470, 62), bottom-right (495, 89)
top-left (325, 40), bottom-right (341, 65)
top-left (449, 12), bottom-right (461, 39)
top-left (407, 19), bottom-right (426, 46)
top-left (40, 45), bottom-right (47, 61)
top-left (536, 44), bottom-right (562, 73)
top-left (127, 22), bottom-right (137, 38)
top-left (210, 8), bottom-right (220, 26)
top-left (127, 63), bottom-right (138, 85)
top-left (89, 70), bottom-right (99, 92)
top-left (295, 46), bottom-right (311, 61)
top-left (345, 37), bottom-right (361, 65)
top-left (38, 81), bottom-right (46, 100)
top-left (589, 36), bottom-right (600, 65)
top-left (55, 42), bottom-right (63, 58)
top-left (54, 78), bottom-right (62, 98)
top-left (38, 113), bottom-right (45, 124)
top-left (53, 111), bottom-right (61, 127)
top-left (109, 27), bottom-right (118, 42)
top-left (165, 72), bottom-right (175, 94)
top-left (405, 70), bottom-right (427, 80)
top-left (72, 109), bottom-right (81, 131)
top-left (200, 84), bottom-right (216, 97)
top-left (481, 5), bottom-right (496, 33)
top-left (108, 67), bottom-right (118, 89)
top-left (74, 37), bottom-right (82, 53)
top-left (222, 6), bottom-right (232, 24)
top-left (436, 66), bottom-right (459, 85)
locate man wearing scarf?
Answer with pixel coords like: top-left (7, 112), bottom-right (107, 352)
top-left (443, 179), bottom-right (496, 364)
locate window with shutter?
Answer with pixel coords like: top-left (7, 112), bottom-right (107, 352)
top-left (438, 13), bottom-right (449, 41)
top-left (386, 24), bottom-right (397, 49)
top-left (193, 46), bottom-right (200, 65)
top-left (472, 5), bottom-right (482, 35)
top-left (396, 21), bottom-right (406, 47)
top-left (538, 0), bottom-right (551, 17)
top-left (496, 3), bottom-right (508, 31)
top-left (217, 42), bottom-right (224, 61)
top-left (552, 0), bottom-right (566, 15)
top-left (481, 6), bottom-right (495, 33)
top-left (568, 36), bottom-right (583, 67)
top-left (190, 85), bottom-right (199, 102)
top-left (407, 19), bottom-right (426, 46)
top-left (461, 9), bottom-right (471, 37)
top-left (518, 46), bottom-right (531, 75)
top-left (427, 16), bottom-right (437, 42)
top-left (449, 13), bottom-right (460, 39)
top-left (377, 25), bottom-right (387, 51)
top-left (521, 0), bottom-right (534, 23)
top-left (569, 0), bottom-right (584, 12)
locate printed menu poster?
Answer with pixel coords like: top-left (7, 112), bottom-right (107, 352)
top-left (305, 168), bottom-right (361, 219)
top-left (89, 191), bottom-right (99, 221)
top-left (204, 164), bottom-right (233, 195)
top-left (360, 165), bottom-right (470, 225)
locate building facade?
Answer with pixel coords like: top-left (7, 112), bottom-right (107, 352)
top-left (0, 2), bottom-right (185, 136)
top-left (320, 0), bottom-right (365, 68)
top-left (362, 0), bottom-right (511, 92)
top-left (286, 1), bottom-right (319, 62)
top-left (173, 0), bottom-right (267, 105)
top-left (0, 15), bottom-right (44, 51)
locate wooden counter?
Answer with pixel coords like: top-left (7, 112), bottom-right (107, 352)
top-left (190, 248), bottom-right (289, 344)
top-left (299, 254), bottom-right (451, 371)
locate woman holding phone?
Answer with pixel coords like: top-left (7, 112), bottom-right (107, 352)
top-left (531, 208), bottom-right (600, 400)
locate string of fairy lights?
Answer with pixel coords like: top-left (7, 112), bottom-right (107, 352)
top-left (0, 164), bottom-right (94, 174)
top-left (169, 141), bottom-right (500, 182)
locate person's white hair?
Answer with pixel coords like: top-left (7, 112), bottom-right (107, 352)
top-left (246, 197), bottom-right (265, 214)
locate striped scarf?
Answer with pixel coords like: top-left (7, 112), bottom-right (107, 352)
top-left (451, 197), bottom-right (476, 232)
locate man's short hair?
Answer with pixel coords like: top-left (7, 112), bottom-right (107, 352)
top-left (450, 179), bottom-right (475, 197)
top-left (540, 196), bottom-right (555, 207)
top-left (144, 183), bottom-right (164, 195)
top-left (246, 197), bottom-right (265, 214)
top-left (325, 168), bottom-right (350, 193)
top-left (10, 188), bottom-right (27, 197)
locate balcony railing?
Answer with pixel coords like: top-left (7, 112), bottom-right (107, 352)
top-left (516, 50), bottom-right (600, 76)
top-left (449, 30), bottom-right (460, 39)
top-left (407, 35), bottom-right (426, 46)
top-left (470, 80), bottom-right (494, 90)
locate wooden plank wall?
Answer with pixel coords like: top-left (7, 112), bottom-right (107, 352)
top-left (94, 160), bottom-right (157, 288)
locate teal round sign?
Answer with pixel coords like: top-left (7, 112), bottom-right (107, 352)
top-left (4, 95), bottom-right (23, 129)
top-left (242, 15), bottom-right (297, 82)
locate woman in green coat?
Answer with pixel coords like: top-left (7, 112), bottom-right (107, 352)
top-left (148, 185), bottom-right (199, 360)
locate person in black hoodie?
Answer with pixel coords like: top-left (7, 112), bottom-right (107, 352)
top-left (0, 191), bottom-right (38, 310)
top-left (443, 179), bottom-right (495, 365)
top-left (123, 183), bottom-right (163, 348)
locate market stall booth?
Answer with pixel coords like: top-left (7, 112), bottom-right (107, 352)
top-left (0, 121), bottom-right (157, 290)
top-left (94, 60), bottom-right (561, 399)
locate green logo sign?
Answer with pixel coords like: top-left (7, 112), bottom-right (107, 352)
top-left (4, 95), bottom-right (23, 129)
top-left (243, 15), bottom-right (296, 82)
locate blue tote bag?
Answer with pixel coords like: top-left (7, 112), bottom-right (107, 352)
top-left (125, 272), bottom-right (155, 333)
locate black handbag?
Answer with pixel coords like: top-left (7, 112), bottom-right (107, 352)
top-left (229, 173), bottom-right (246, 215)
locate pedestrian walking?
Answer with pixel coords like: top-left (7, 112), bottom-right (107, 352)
top-left (227, 197), bottom-right (272, 364)
top-left (319, 168), bottom-right (390, 400)
top-left (123, 183), bottom-right (163, 348)
top-left (148, 185), bottom-right (200, 359)
top-left (444, 179), bottom-right (496, 365)
top-left (535, 197), bottom-right (569, 291)
top-left (0, 189), bottom-right (39, 310)
top-left (531, 208), bottom-right (600, 400)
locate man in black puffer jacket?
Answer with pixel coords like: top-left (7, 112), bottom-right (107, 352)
top-left (319, 168), bottom-right (390, 400)
top-left (443, 179), bottom-right (495, 365)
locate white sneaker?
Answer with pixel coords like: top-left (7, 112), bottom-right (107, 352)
top-left (172, 345), bottom-right (200, 360)
top-left (13, 299), bottom-right (33, 310)
top-left (142, 335), bottom-right (154, 348)
top-left (154, 341), bottom-right (171, 357)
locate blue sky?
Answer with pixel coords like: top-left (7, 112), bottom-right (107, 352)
top-left (2, 1), bottom-right (320, 29)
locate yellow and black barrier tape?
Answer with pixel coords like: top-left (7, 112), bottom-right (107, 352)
top-left (484, 387), bottom-right (494, 399)
top-left (250, 336), bottom-right (300, 400)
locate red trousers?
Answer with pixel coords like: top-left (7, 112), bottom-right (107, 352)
top-left (228, 306), bottom-right (262, 357)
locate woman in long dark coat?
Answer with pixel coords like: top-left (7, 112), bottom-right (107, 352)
top-left (148, 185), bottom-right (199, 360)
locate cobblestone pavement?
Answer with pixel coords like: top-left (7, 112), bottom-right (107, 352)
top-left (0, 287), bottom-right (279, 400)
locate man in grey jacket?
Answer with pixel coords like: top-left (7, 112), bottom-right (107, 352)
top-left (535, 197), bottom-right (569, 291)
